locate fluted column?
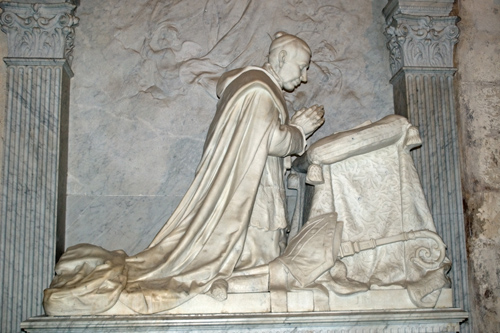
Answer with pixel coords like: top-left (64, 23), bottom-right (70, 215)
top-left (383, 0), bottom-right (470, 330)
top-left (0, 1), bottom-right (78, 331)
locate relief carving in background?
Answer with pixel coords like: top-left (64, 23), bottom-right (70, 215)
top-left (119, 0), bottom-right (343, 106)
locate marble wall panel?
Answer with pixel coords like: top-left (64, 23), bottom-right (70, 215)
top-left (66, 195), bottom-right (180, 254)
top-left (66, 0), bottom-right (394, 253)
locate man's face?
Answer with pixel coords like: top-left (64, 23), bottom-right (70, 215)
top-left (277, 46), bottom-right (311, 92)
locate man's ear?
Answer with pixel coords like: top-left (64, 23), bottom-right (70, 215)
top-left (278, 50), bottom-right (287, 68)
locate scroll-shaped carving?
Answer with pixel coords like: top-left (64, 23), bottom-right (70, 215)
top-left (339, 229), bottom-right (447, 272)
top-left (0, 2), bottom-right (79, 61)
top-left (385, 15), bottom-right (459, 75)
top-left (410, 230), bottom-right (447, 270)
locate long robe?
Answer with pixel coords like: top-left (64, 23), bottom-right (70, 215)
top-left (44, 66), bottom-right (305, 315)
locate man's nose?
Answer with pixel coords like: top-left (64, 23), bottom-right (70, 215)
top-left (300, 70), bottom-right (307, 82)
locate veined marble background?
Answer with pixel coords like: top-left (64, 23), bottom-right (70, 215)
top-left (66, 0), bottom-right (394, 255)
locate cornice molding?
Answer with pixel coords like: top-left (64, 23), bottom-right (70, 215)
top-left (383, 0), bottom-right (454, 23)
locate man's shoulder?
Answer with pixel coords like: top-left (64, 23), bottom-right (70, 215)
top-left (233, 70), bottom-right (276, 92)
top-left (219, 67), bottom-right (284, 106)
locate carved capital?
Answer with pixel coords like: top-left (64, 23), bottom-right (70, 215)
top-left (385, 15), bottom-right (459, 75)
top-left (0, 2), bottom-right (79, 62)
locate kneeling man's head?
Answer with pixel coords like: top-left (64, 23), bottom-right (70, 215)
top-left (268, 32), bottom-right (312, 92)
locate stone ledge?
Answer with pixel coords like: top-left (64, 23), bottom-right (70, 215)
top-left (22, 308), bottom-right (468, 332)
top-left (99, 288), bottom-right (454, 315)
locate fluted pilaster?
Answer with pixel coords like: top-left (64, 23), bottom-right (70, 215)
top-left (384, 1), bottom-right (470, 331)
top-left (0, 1), bottom-right (77, 332)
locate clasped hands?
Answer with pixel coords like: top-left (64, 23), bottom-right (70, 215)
top-left (290, 104), bottom-right (325, 138)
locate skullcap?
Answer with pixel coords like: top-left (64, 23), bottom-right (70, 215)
top-left (269, 31), bottom-right (311, 55)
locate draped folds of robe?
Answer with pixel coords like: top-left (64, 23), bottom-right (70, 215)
top-left (43, 67), bottom-right (306, 315)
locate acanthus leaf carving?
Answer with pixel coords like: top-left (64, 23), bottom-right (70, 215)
top-left (0, 2), bottom-right (79, 62)
top-left (385, 15), bottom-right (459, 75)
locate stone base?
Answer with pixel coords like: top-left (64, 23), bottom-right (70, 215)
top-left (22, 289), bottom-right (467, 332)
top-left (22, 308), bottom-right (468, 332)
top-left (100, 288), bottom-right (453, 315)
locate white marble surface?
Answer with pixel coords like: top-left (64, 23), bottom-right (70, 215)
top-left (66, 0), bottom-right (394, 254)
top-left (101, 289), bottom-right (453, 315)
